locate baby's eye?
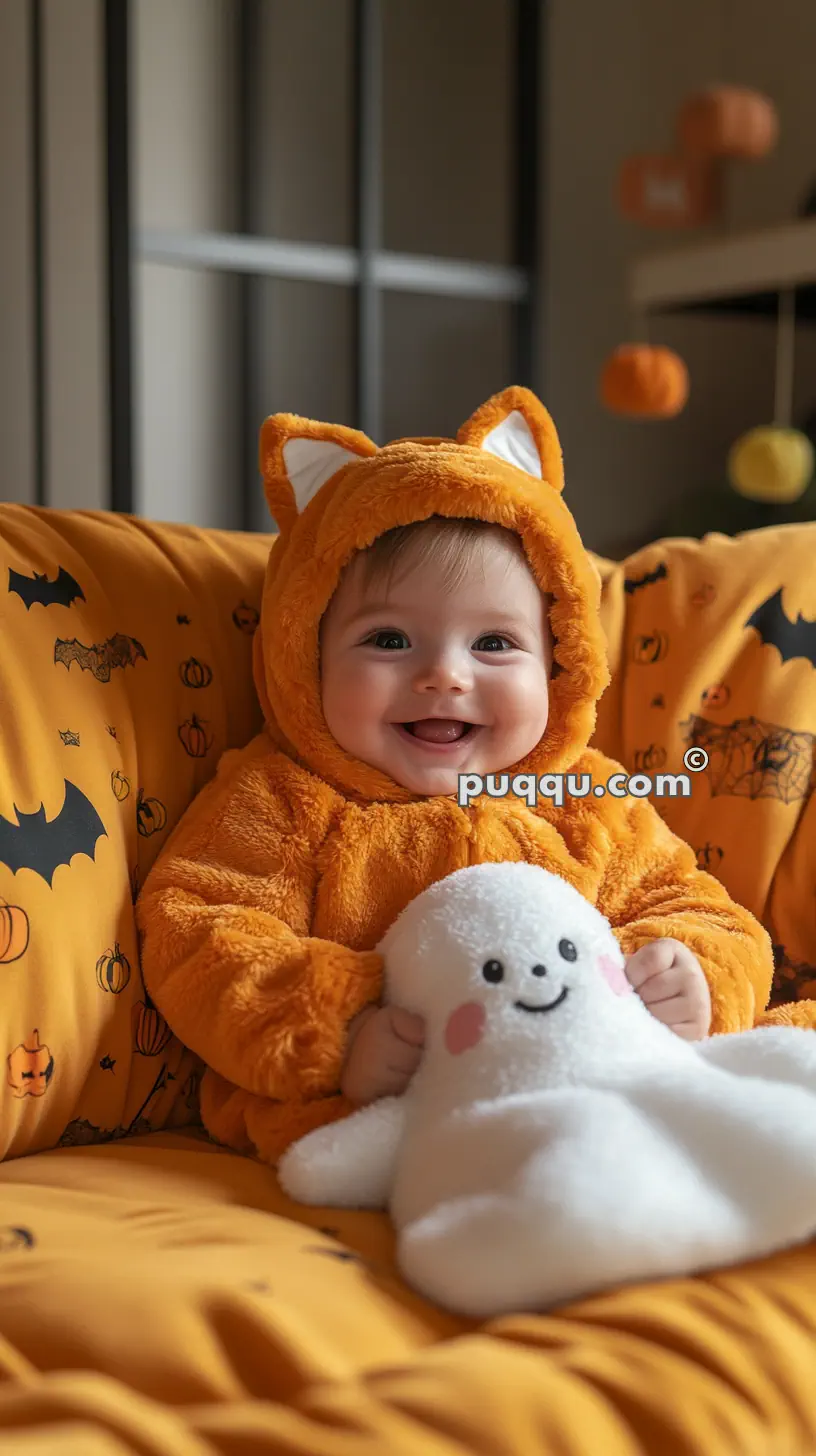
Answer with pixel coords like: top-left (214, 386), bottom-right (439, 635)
top-left (474, 634), bottom-right (512, 652)
top-left (558, 939), bottom-right (578, 962)
top-left (369, 630), bottom-right (409, 650)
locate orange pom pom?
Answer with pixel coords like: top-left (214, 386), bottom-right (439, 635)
top-left (600, 346), bottom-right (689, 419)
top-left (677, 87), bottom-right (779, 161)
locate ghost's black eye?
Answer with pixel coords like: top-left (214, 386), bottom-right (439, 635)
top-left (482, 958), bottom-right (504, 984)
top-left (558, 939), bottom-right (577, 962)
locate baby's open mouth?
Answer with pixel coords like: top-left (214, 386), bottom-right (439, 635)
top-left (514, 987), bottom-right (569, 1014)
top-left (401, 720), bottom-right (475, 743)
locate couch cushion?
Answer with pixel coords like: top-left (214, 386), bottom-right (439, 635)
top-left (0, 506), bottom-right (273, 1160)
top-left (592, 524), bottom-right (816, 1009)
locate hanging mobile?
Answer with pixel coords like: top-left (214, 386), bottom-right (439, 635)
top-left (599, 302), bottom-right (689, 421)
top-left (728, 289), bottom-right (814, 504)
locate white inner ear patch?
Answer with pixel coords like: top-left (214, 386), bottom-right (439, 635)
top-left (282, 437), bottom-right (363, 513)
top-left (480, 409), bottom-right (542, 479)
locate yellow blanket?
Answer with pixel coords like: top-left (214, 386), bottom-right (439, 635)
top-left (2, 1130), bottom-right (816, 1453)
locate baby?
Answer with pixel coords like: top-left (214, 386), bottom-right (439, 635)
top-left (137, 387), bottom-right (773, 1164)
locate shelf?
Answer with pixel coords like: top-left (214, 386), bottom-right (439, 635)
top-left (630, 216), bottom-right (816, 321)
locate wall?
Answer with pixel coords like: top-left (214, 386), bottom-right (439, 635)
top-left (546, 0), bottom-right (816, 557)
top-left (0, 0), bottom-right (35, 504)
top-left (0, 0), bottom-right (108, 510)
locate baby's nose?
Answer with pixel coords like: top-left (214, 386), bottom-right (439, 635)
top-left (531, 963), bottom-right (547, 977)
top-left (413, 653), bottom-right (473, 694)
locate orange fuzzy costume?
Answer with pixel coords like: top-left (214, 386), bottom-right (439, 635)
top-left (137, 387), bottom-right (773, 1164)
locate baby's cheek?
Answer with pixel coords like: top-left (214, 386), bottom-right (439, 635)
top-left (598, 953), bottom-right (633, 997)
top-left (444, 1001), bottom-right (487, 1055)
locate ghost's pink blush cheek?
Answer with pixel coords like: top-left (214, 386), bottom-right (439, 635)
top-left (444, 1002), bottom-right (487, 1055)
top-left (598, 953), bottom-right (633, 997)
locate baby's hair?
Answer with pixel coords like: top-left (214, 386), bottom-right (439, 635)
top-left (325, 515), bottom-right (558, 673)
top-left (357, 516), bottom-right (531, 596)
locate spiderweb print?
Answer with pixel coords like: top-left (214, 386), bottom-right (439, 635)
top-left (770, 944), bottom-right (816, 1006)
top-left (680, 714), bottom-right (816, 804)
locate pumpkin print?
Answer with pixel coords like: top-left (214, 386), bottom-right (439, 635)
top-left (96, 942), bottom-right (131, 995)
top-left (7, 1030), bottom-right (54, 1099)
top-left (179, 657), bottom-right (213, 690)
top-left (702, 682), bottom-right (730, 710)
top-left (0, 898), bottom-right (29, 964)
top-left (178, 714), bottom-right (214, 759)
top-left (136, 790), bottom-right (167, 838)
top-left (133, 997), bottom-right (172, 1057)
top-left (232, 600), bottom-right (260, 635)
top-left (691, 583), bottom-right (716, 608)
top-left (111, 769), bottom-right (131, 802)
top-left (696, 842), bottom-right (724, 873)
top-left (181, 1066), bottom-right (202, 1116)
top-left (632, 630), bottom-right (669, 664)
top-left (633, 744), bottom-right (667, 772)
top-left (0, 1226), bottom-right (35, 1252)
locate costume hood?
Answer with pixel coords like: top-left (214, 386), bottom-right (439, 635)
top-left (254, 386), bottom-right (609, 803)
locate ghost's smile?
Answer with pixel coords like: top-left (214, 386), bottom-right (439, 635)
top-left (514, 986), bottom-right (569, 1014)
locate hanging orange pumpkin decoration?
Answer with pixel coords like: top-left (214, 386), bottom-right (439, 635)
top-left (7, 1030), bottom-right (54, 1099)
top-left (232, 601), bottom-right (260, 635)
top-left (0, 898), bottom-right (29, 964)
top-left (132, 997), bottom-right (172, 1057)
top-left (136, 790), bottom-right (167, 838)
top-left (677, 87), bottom-right (779, 161)
top-left (179, 657), bottom-right (213, 690)
top-left (96, 942), bottom-right (132, 995)
top-left (178, 714), bottom-right (214, 759)
top-left (600, 345), bottom-right (689, 418)
top-left (111, 769), bottom-right (131, 802)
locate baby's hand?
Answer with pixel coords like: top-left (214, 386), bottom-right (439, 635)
top-left (625, 938), bottom-right (711, 1041)
top-left (340, 1004), bottom-right (426, 1105)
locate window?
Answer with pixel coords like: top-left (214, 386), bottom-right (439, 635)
top-left (10, 0), bottom-right (544, 526)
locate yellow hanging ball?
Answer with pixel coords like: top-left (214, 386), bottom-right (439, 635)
top-left (727, 426), bottom-right (814, 504)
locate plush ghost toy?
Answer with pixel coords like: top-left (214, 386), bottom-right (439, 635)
top-left (278, 863), bottom-right (816, 1318)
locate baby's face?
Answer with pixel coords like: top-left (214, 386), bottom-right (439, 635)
top-left (320, 533), bottom-right (551, 795)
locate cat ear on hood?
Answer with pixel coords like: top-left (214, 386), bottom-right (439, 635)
top-left (457, 387), bottom-right (565, 495)
top-left (259, 414), bottom-right (378, 533)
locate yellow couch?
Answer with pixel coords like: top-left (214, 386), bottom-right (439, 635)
top-left (1, 503), bottom-right (815, 1454)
